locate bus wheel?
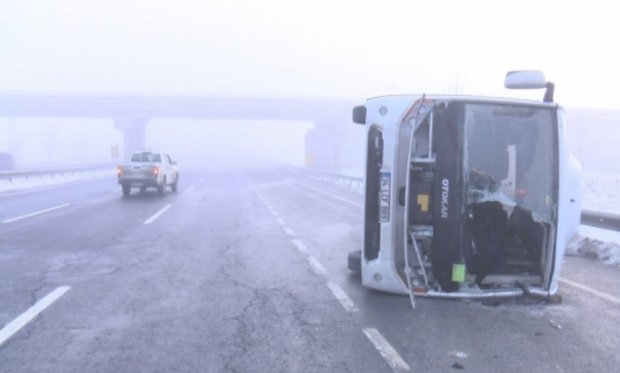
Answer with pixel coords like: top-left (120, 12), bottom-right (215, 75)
top-left (347, 250), bottom-right (362, 274)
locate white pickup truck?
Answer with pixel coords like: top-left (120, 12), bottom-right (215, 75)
top-left (116, 151), bottom-right (179, 196)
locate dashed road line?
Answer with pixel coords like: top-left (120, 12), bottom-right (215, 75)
top-left (144, 204), bottom-right (172, 225)
top-left (297, 183), bottom-right (363, 208)
top-left (2, 203), bottom-right (71, 223)
top-left (258, 190), bottom-right (411, 371)
top-left (291, 238), bottom-right (308, 254)
top-left (362, 328), bottom-right (411, 372)
top-left (184, 185), bottom-right (195, 194)
top-left (327, 282), bottom-right (358, 312)
top-left (282, 226), bottom-right (295, 237)
top-left (308, 256), bottom-right (327, 277)
top-left (0, 286), bottom-right (71, 346)
top-left (560, 277), bottom-right (620, 305)
top-left (257, 187), bottom-right (411, 373)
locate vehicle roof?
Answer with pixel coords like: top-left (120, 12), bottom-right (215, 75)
top-left (365, 94), bottom-right (559, 109)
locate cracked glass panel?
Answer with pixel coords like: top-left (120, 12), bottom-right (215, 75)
top-left (463, 104), bottom-right (556, 222)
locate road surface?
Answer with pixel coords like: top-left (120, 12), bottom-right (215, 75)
top-left (1, 163), bottom-right (618, 372)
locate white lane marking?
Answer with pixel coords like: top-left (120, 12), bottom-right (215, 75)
top-left (282, 226), bottom-right (295, 237)
top-left (298, 183), bottom-right (363, 208)
top-left (560, 277), bottom-right (620, 305)
top-left (2, 203), bottom-right (71, 223)
top-left (327, 282), bottom-right (358, 312)
top-left (0, 286), bottom-right (71, 346)
top-left (255, 192), bottom-right (283, 222)
top-left (308, 256), bottom-right (327, 276)
top-left (185, 186), bottom-right (195, 194)
top-left (291, 238), bottom-right (308, 254)
top-left (362, 328), bottom-right (411, 372)
top-left (144, 204), bottom-right (172, 225)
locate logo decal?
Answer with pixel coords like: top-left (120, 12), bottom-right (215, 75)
top-left (441, 178), bottom-right (449, 219)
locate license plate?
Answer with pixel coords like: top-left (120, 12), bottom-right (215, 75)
top-left (379, 171), bottom-right (391, 222)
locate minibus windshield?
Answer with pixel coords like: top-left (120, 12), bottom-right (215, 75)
top-left (463, 103), bottom-right (557, 222)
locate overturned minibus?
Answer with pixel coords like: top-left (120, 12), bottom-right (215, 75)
top-left (348, 71), bottom-right (581, 304)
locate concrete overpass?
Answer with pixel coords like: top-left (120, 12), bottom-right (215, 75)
top-left (0, 93), bottom-right (358, 169)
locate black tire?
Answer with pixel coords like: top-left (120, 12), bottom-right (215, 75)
top-left (122, 184), bottom-right (131, 197)
top-left (171, 174), bottom-right (178, 193)
top-left (347, 250), bottom-right (362, 274)
top-left (157, 177), bottom-right (166, 195)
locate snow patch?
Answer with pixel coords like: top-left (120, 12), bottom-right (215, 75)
top-left (581, 171), bottom-right (620, 214)
top-left (566, 232), bottom-right (620, 267)
top-left (0, 169), bottom-right (113, 193)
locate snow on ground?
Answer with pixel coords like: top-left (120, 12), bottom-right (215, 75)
top-left (0, 169), bottom-right (114, 193)
top-left (567, 228), bottom-right (620, 267)
top-left (580, 170), bottom-right (620, 214)
top-left (568, 171), bottom-right (620, 267)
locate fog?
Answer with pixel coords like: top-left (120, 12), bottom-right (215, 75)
top-left (147, 120), bottom-right (314, 169)
top-left (1, 0), bottom-right (619, 172)
top-left (0, 119), bottom-right (315, 169)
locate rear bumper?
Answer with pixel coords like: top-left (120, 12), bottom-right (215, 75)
top-left (118, 178), bottom-right (159, 187)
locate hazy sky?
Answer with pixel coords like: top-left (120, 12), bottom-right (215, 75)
top-left (2, 0), bottom-right (620, 109)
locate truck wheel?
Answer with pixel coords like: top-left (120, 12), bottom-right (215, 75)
top-left (347, 250), bottom-right (362, 274)
top-left (157, 177), bottom-right (166, 195)
top-left (171, 174), bottom-right (178, 193)
top-left (122, 184), bottom-right (131, 197)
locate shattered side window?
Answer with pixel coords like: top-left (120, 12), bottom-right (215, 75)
top-left (463, 104), bottom-right (556, 222)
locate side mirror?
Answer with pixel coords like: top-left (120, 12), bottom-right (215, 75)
top-left (352, 105), bottom-right (367, 124)
top-left (504, 70), bottom-right (546, 89)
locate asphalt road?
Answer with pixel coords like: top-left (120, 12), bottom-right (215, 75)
top-left (0, 163), bottom-right (619, 372)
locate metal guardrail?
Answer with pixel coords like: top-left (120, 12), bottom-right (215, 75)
top-left (297, 167), bottom-right (620, 232)
top-left (581, 209), bottom-right (620, 231)
top-left (0, 163), bottom-right (115, 182)
top-left (295, 167), bottom-right (364, 193)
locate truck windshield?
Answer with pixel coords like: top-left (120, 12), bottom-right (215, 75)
top-left (463, 103), bottom-right (557, 222)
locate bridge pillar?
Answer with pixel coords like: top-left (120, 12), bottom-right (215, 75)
top-left (114, 117), bottom-right (149, 160)
top-left (305, 113), bottom-right (351, 172)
